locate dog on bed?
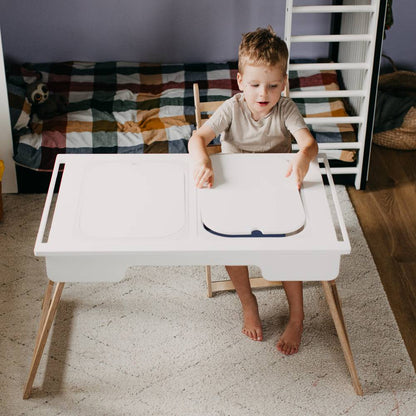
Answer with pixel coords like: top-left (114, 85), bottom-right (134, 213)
top-left (26, 80), bottom-right (67, 119)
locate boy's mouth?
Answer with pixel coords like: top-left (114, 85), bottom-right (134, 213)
top-left (257, 101), bottom-right (269, 106)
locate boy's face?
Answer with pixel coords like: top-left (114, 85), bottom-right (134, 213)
top-left (237, 64), bottom-right (287, 121)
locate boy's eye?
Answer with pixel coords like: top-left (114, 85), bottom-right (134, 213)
top-left (249, 83), bottom-right (279, 88)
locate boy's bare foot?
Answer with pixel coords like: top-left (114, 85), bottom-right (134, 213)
top-left (241, 294), bottom-right (263, 341)
top-left (276, 319), bottom-right (303, 355)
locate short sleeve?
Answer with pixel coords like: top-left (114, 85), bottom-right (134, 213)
top-left (281, 98), bottom-right (307, 134)
top-left (205, 98), bottom-right (233, 136)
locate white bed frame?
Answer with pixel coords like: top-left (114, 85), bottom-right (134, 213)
top-left (0, 1), bottom-right (387, 193)
top-left (0, 29), bottom-right (17, 193)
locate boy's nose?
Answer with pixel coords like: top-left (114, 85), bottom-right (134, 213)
top-left (259, 85), bottom-right (267, 97)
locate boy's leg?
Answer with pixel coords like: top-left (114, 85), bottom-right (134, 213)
top-left (225, 266), bottom-right (263, 341)
top-left (277, 281), bottom-right (304, 355)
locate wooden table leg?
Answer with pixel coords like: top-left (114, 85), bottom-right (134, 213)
top-left (34, 280), bottom-right (54, 350)
top-left (321, 280), bottom-right (363, 396)
top-left (206, 266), bottom-right (213, 298)
top-left (23, 281), bottom-right (65, 399)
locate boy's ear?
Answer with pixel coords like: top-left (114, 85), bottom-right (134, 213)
top-left (237, 72), bottom-right (244, 91)
top-left (283, 74), bottom-right (289, 96)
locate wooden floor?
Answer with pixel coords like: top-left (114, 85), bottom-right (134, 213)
top-left (347, 144), bottom-right (416, 372)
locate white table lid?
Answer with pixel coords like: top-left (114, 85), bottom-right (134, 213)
top-left (198, 154), bottom-right (305, 236)
top-left (78, 160), bottom-right (186, 239)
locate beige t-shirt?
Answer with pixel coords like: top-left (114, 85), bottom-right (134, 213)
top-left (205, 93), bottom-right (307, 153)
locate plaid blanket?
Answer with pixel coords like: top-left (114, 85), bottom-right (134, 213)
top-left (7, 61), bottom-right (356, 171)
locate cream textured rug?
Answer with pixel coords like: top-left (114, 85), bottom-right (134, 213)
top-left (1, 188), bottom-right (415, 416)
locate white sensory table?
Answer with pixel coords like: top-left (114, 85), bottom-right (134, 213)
top-left (23, 153), bottom-right (363, 398)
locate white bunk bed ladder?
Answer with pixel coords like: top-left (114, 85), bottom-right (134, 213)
top-left (285, 0), bottom-right (381, 189)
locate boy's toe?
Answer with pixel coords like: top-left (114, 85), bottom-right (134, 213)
top-left (254, 328), bottom-right (263, 341)
top-left (251, 329), bottom-right (259, 341)
top-left (277, 340), bottom-right (299, 355)
top-left (242, 327), bottom-right (262, 341)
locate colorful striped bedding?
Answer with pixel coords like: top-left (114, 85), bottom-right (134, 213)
top-left (6, 61), bottom-right (356, 171)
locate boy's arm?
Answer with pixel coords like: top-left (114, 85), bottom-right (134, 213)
top-left (188, 124), bottom-right (217, 188)
top-left (286, 127), bottom-right (319, 189)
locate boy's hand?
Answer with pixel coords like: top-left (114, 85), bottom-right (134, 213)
top-left (193, 159), bottom-right (214, 188)
top-left (285, 151), bottom-right (310, 190)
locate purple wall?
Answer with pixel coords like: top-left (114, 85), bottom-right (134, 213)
top-left (0, 0), bottom-right (329, 64)
top-left (381, 0), bottom-right (416, 71)
top-left (2, 0), bottom-right (413, 69)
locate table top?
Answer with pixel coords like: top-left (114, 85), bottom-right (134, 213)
top-left (35, 153), bottom-right (350, 282)
top-left (36, 153), bottom-right (349, 254)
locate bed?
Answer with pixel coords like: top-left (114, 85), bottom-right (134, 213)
top-left (1, 0), bottom-right (388, 192)
top-left (6, 59), bottom-right (357, 192)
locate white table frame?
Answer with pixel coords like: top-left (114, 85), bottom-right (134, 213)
top-left (23, 153), bottom-right (363, 398)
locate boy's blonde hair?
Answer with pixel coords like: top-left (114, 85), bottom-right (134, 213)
top-left (238, 26), bottom-right (288, 75)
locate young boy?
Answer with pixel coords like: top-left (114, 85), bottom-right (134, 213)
top-left (188, 26), bottom-right (318, 355)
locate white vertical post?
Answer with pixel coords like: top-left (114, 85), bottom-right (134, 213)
top-left (0, 28), bottom-right (18, 193)
top-left (284, 0), bottom-right (294, 98)
top-left (353, 0), bottom-right (380, 189)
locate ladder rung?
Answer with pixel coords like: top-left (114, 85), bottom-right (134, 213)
top-left (293, 142), bottom-right (361, 150)
top-left (290, 90), bottom-right (365, 99)
top-left (318, 143), bottom-right (361, 150)
top-left (304, 116), bottom-right (363, 124)
top-left (320, 167), bottom-right (359, 175)
top-left (292, 5), bottom-right (376, 14)
top-left (289, 62), bottom-right (369, 71)
top-left (291, 34), bottom-right (372, 43)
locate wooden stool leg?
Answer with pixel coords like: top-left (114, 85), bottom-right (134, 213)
top-left (321, 280), bottom-right (363, 396)
top-left (206, 266), bottom-right (213, 298)
top-left (23, 281), bottom-right (65, 399)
